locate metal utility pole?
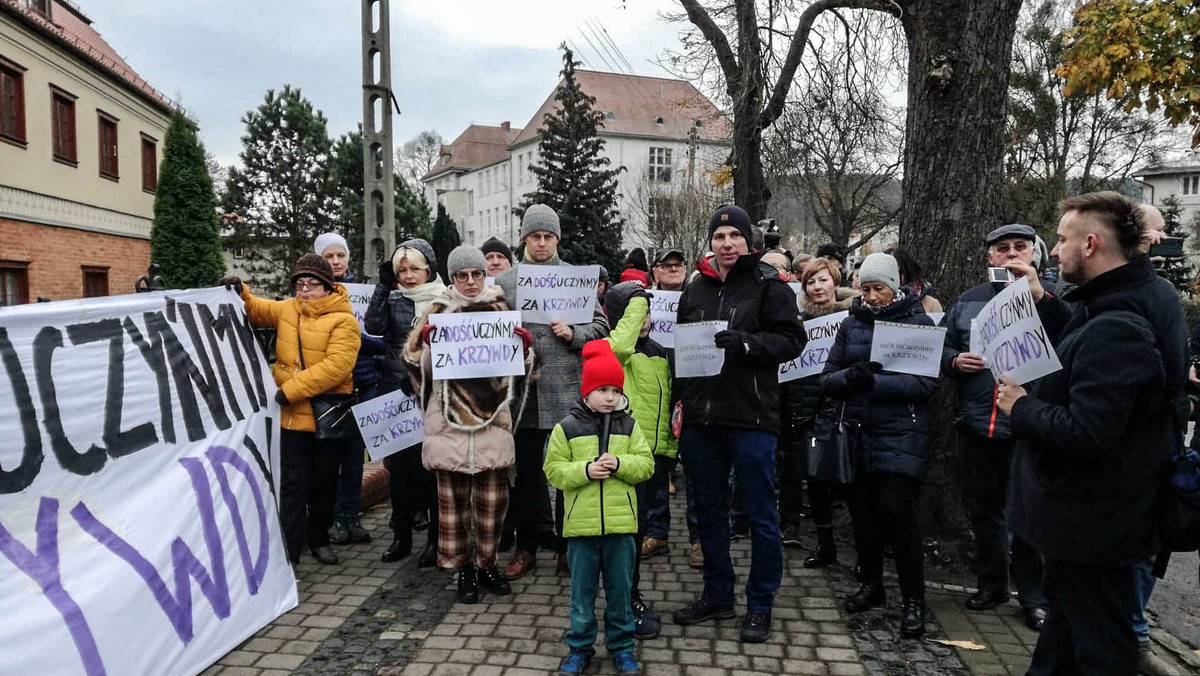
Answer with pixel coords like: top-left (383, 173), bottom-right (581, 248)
top-left (362, 0), bottom-right (397, 274)
top-left (687, 120), bottom-right (699, 189)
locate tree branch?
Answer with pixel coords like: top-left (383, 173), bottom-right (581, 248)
top-left (679, 0), bottom-right (741, 97)
top-left (762, 0), bottom-right (901, 129)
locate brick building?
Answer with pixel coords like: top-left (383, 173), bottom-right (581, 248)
top-left (0, 0), bottom-right (175, 304)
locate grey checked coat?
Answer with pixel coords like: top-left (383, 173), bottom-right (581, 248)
top-left (497, 255), bottom-right (610, 430)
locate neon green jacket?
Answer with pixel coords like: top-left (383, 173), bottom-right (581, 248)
top-left (606, 295), bottom-right (677, 459)
top-left (544, 400), bottom-right (655, 537)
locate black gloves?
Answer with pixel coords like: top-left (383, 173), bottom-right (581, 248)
top-left (845, 362), bottom-right (876, 392)
top-left (218, 276), bottom-right (243, 294)
top-left (377, 260), bottom-right (397, 289)
top-left (274, 389), bottom-right (289, 406)
top-left (714, 330), bottom-right (747, 355)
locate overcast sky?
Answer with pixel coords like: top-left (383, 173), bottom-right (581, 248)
top-left (85, 0), bottom-right (687, 168)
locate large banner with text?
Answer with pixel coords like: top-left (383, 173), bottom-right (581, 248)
top-left (0, 288), bottom-right (297, 676)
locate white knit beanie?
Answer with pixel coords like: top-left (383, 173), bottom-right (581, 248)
top-left (314, 232), bottom-right (349, 256)
top-left (858, 253), bottom-right (900, 293)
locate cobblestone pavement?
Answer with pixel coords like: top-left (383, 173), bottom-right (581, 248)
top-left (198, 474), bottom-right (1195, 675)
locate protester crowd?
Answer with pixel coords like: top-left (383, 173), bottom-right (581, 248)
top-left (215, 191), bottom-right (1192, 676)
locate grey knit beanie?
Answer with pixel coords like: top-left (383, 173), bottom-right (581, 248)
top-left (520, 204), bottom-right (561, 240)
top-left (447, 245), bottom-right (486, 278)
top-left (858, 253), bottom-right (900, 293)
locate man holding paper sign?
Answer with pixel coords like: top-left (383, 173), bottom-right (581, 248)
top-left (496, 204), bottom-right (610, 580)
top-left (670, 205), bottom-right (805, 643)
top-left (996, 192), bottom-right (1187, 675)
top-left (939, 223), bottom-right (1048, 628)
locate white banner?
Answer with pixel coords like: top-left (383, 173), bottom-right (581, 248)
top-left (779, 311), bottom-right (848, 383)
top-left (0, 288), bottom-right (295, 676)
top-left (429, 311), bottom-right (524, 380)
top-left (353, 390), bottom-right (424, 461)
top-left (870, 321), bottom-right (946, 378)
top-left (927, 311), bottom-right (945, 326)
top-left (974, 277), bottom-right (1062, 384)
top-left (647, 291), bottom-right (682, 348)
top-left (342, 283), bottom-right (377, 335)
top-left (674, 321), bottom-right (728, 378)
top-left (515, 264), bottom-right (599, 324)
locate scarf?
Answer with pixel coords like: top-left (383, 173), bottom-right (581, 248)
top-left (392, 276), bottom-right (446, 317)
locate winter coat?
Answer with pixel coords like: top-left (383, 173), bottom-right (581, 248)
top-left (940, 281), bottom-right (1014, 439)
top-left (820, 290), bottom-right (937, 478)
top-left (402, 286), bottom-right (533, 474)
top-left (496, 254), bottom-right (611, 429)
top-left (336, 271), bottom-right (386, 393)
top-left (543, 400), bottom-right (655, 537)
top-left (240, 284), bottom-right (360, 433)
top-left (780, 295), bottom-right (855, 454)
top-left (603, 285), bottom-right (677, 459)
top-left (674, 253), bottom-right (807, 433)
top-left (365, 277), bottom-right (444, 396)
top-left (1010, 257), bottom-right (1186, 565)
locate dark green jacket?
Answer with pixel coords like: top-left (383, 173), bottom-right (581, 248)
top-left (544, 400), bottom-right (655, 537)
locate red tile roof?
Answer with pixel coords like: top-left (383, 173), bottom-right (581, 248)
top-left (510, 70), bottom-right (731, 148)
top-left (1, 0), bottom-right (176, 115)
top-left (423, 123), bottom-right (523, 181)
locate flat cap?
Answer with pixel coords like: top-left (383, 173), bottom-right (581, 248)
top-left (985, 223), bottom-right (1037, 246)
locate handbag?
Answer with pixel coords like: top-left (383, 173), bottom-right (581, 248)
top-left (296, 327), bottom-right (358, 441)
top-left (803, 402), bottom-right (859, 484)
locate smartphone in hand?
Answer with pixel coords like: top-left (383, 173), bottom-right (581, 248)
top-left (988, 267), bottom-right (1015, 283)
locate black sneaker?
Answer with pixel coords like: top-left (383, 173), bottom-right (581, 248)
top-left (673, 597), bottom-right (736, 625)
top-left (899, 597), bottom-right (925, 638)
top-left (844, 582), bottom-right (886, 613)
top-left (328, 521), bottom-right (350, 545)
top-left (632, 591), bottom-right (661, 640)
top-left (781, 522), bottom-right (802, 548)
top-left (740, 609), bottom-right (772, 643)
top-left (345, 518), bottom-right (372, 543)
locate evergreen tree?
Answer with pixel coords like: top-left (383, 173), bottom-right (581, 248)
top-left (329, 127), bottom-right (431, 281)
top-left (520, 46), bottom-right (625, 272)
top-left (150, 110), bottom-right (224, 288)
top-left (1156, 195), bottom-right (1193, 293)
top-left (430, 202), bottom-right (461, 281)
top-left (223, 86), bottom-right (337, 294)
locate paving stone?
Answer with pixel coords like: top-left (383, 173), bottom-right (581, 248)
top-left (254, 653), bottom-right (306, 670)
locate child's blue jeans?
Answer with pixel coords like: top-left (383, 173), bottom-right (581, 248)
top-left (565, 534), bottom-right (637, 654)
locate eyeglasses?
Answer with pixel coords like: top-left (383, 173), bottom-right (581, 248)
top-left (990, 241), bottom-right (1031, 254)
top-left (452, 270), bottom-right (486, 283)
top-left (655, 263), bottom-right (684, 271)
top-left (294, 279), bottom-right (324, 291)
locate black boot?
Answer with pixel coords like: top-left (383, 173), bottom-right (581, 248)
top-left (417, 542), bottom-right (437, 568)
top-left (382, 531), bottom-right (412, 563)
top-left (803, 526), bottom-right (837, 568)
top-left (843, 582), bottom-right (886, 613)
top-left (900, 597), bottom-right (926, 638)
top-left (478, 566), bottom-right (512, 596)
top-left (457, 565), bottom-right (479, 604)
top-left (632, 591), bottom-right (661, 640)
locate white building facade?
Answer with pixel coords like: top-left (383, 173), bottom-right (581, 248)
top-left (1135, 156), bottom-right (1200, 228)
top-left (423, 70), bottom-right (731, 250)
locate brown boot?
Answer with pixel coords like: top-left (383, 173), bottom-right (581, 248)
top-left (689, 543), bottom-right (703, 569)
top-left (641, 537), bottom-right (669, 559)
top-left (502, 550), bottom-right (537, 580)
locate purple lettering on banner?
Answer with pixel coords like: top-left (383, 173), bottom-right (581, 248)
top-left (207, 446), bottom-right (270, 594)
top-left (0, 497), bottom-right (106, 676)
top-left (70, 456), bottom-right (231, 643)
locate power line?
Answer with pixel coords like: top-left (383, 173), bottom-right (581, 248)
top-left (576, 26), bottom-right (620, 74)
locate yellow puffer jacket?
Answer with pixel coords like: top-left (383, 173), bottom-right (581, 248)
top-left (241, 284), bottom-right (361, 432)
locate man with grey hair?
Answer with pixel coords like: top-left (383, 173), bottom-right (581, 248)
top-left (496, 204), bottom-right (610, 579)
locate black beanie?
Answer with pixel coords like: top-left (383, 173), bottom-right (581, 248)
top-left (816, 243), bottom-right (844, 264)
top-left (480, 236), bottom-right (513, 263)
top-left (707, 205), bottom-right (754, 245)
top-left (624, 247), bottom-right (649, 272)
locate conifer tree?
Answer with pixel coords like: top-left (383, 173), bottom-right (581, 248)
top-left (520, 46), bottom-right (625, 271)
top-left (1156, 195), bottom-right (1192, 293)
top-left (150, 110), bottom-right (224, 288)
top-left (430, 202), bottom-right (461, 281)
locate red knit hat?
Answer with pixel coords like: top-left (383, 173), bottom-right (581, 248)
top-left (581, 340), bottom-right (624, 397)
top-left (619, 268), bottom-right (649, 288)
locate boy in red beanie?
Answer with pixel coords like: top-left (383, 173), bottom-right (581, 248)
top-left (544, 340), bottom-right (655, 676)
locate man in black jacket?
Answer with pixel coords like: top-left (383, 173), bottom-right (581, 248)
top-left (670, 205), bottom-right (806, 643)
top-left (997, 192), bottom-right (1186, 675)
top-left (940, 224), bottom-right (1047, 630)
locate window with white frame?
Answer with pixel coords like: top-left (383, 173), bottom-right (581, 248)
top-left (649, 147), bottom-right (672, 182)
top-left (1184, 175), bottom-right (1199, 196)
top-left (468, 190), bottom-right (474, 215)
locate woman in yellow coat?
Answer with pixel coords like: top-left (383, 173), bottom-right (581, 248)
top-left (221, 253), bottom-right (361, 566)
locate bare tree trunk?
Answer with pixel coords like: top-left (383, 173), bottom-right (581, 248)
top-left (897, 0), bottom-right (1023, 536)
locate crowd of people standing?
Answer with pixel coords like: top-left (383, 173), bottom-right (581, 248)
top-left (216, 191), bottom-right (1189, 676)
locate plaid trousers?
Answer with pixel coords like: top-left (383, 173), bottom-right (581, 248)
top-left (436, 468), bottom-right (510, 569)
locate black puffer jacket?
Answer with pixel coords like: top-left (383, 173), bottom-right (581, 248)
top-left (1010, 257), bottom-right (1185, 564)
top-left (940, 281), bottom-right (1011, 439)
top-left (780, 296), bottom-right (854, 454)
top-left (364, 286), bottom-right (417, 396)
top-left (820, 290), bottom-right (937, 478)
top-left (674, 253), bottom-right (807, 433)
